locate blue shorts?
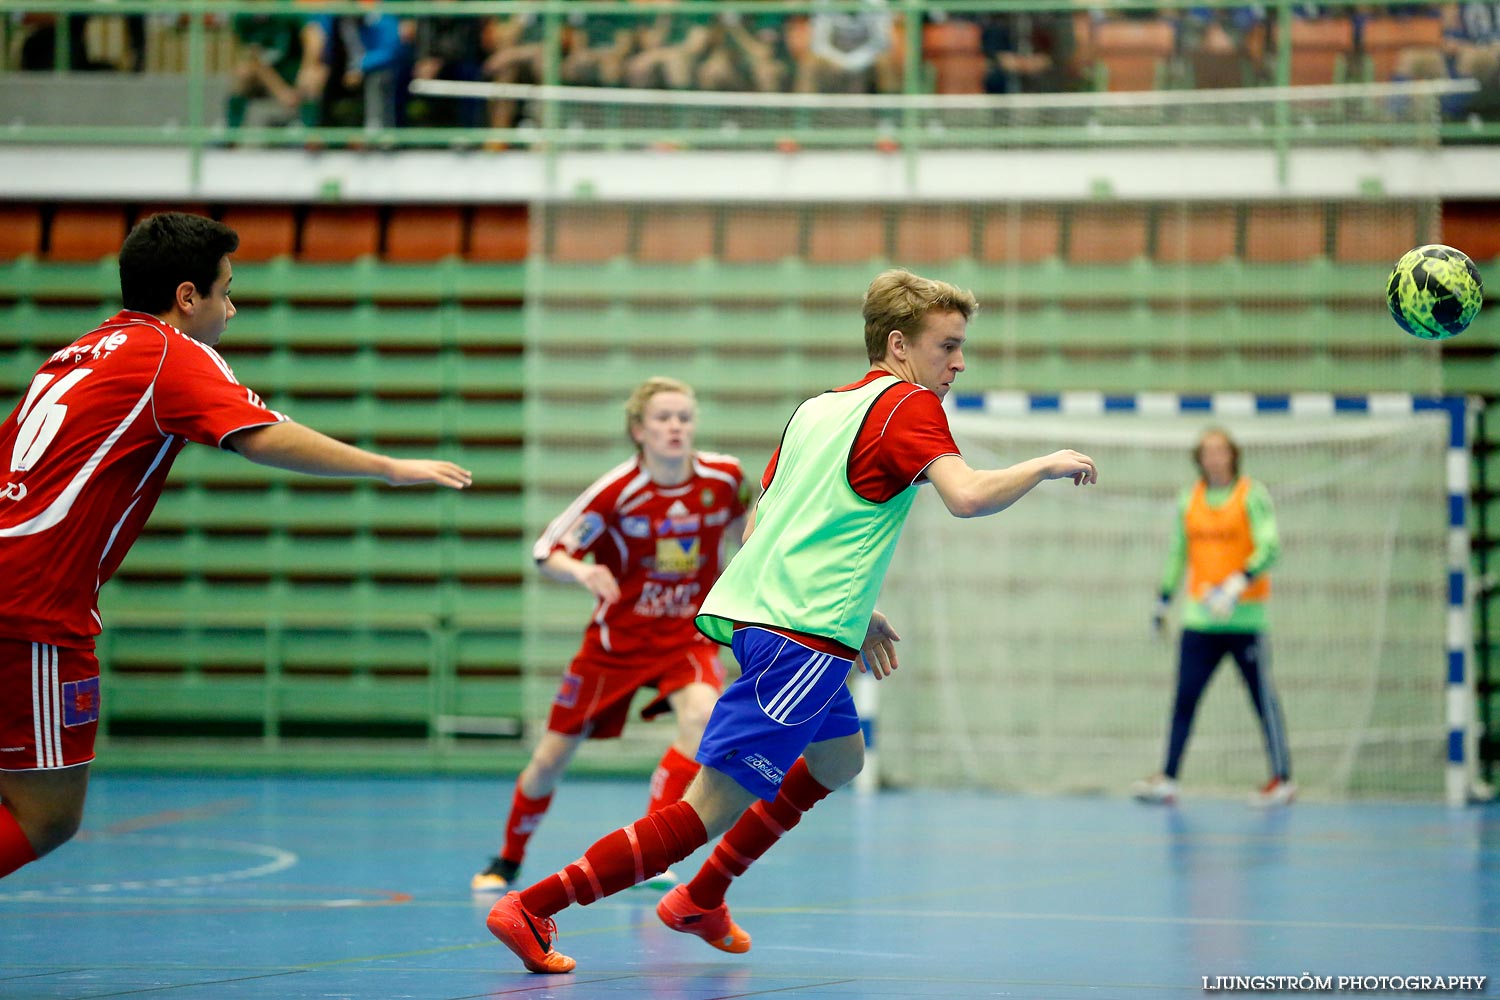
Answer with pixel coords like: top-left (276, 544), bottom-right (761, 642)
top-left (695, 626), bottom-right (862, 801)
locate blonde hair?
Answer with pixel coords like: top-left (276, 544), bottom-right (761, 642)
top-left (624, 376), bottom-right (696, 450)
top-left (862, 268), bottom-right (979, 362)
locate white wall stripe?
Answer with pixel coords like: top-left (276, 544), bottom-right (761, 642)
top-left (1211, 392), bottom-right (1256, 417)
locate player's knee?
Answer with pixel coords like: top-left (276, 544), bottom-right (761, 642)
top-left (675, 702), bottom-right (714, 742)
top-left (27, 807), bottom-right (83, 858)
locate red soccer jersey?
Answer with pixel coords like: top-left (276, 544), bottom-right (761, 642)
top-left (761, 371), bottom-right (961, 500)
top-left (534, 451), bottom-right (749, 660)
top-left (0, 311), bottom-right (284, 648)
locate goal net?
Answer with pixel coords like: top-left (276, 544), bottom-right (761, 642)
top-left (876, 393), bottom-right (1469, 801)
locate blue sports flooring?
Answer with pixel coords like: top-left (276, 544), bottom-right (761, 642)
top-left (1, 773), bottom-right (1497, 999)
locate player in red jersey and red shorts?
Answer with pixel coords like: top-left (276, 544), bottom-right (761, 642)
top-left (0, 212), bottom-right (472, 882)
top-left (471, 376), bottom-right (749, 894)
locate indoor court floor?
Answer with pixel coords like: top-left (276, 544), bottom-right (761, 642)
top-left (1, 772), bottom-right (1496, 999)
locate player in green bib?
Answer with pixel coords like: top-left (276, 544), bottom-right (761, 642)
top-left (487, 269), bottom-right (1098, 974)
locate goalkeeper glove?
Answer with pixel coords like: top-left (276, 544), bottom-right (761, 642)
top-left (1204, 572), bottom-right (1249, 620)
top-left (1151, 593), bottom-right (1171, 638)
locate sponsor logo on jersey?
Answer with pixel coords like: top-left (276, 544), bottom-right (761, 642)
top-left (62, 676), bottom-right (100, 727)
top-left (0, 482), bottom-right (26, 502)
top-left (704, 508), bottom-right (730, 526)
top-left (741, 753), bottom-right (786, 786)
top-left (657, 500), bottom-right (700, 535)
top-left (621, 514), bottom-right (651, 538)
top-left (563, 511), bottom-right (606, 551)
top-left (654, 536), bottom-right (701, 576)
top-left (634, 580), bottom-right (701, 618)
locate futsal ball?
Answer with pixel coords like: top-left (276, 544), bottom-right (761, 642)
top-left (1386, 244), bottom-right (1484, 340)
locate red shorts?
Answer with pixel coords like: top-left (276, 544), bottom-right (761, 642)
top-left (0, 639), bottom-right (100, 771)
top-left (546, 643), bottom-right (724, 739)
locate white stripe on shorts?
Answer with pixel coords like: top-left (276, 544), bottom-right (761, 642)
top-left (764, 652), bottom-right (831, 723)
top-left (31, 643), bottom-right (62, 768)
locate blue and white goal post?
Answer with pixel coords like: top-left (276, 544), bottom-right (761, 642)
top-left (858, 391), bottom-right (1480, 805)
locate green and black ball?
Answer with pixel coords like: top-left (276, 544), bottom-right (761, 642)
top-left (1386, 244), bottom-right (1484, 341)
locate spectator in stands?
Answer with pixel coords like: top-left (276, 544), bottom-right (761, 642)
top-left (317, 9), bottom-right (413, 132)
top-left (481, 11), bottom-right (546, 131)
top-left (227, 6), bottom-right (327, 130)
top-left (410, 3), bottom-right (491, 128)
top-left (972, 11), bottom-right (1078, 94)
top-left (562, 10), bottom-right (637, 87)
top-left (1440, 3), bottom-right (1500, 119)
top-left (795, 0), bottom-right (901, 94)
top-left (19, 10), bottom-right (146, 72)
top-left (695, 11), bottom-right (790, 92)
top-left (1178, 7), bottom-right (1268, 87)
top-left (0, 212), bottom-right (471, 885)
top-left (625, 11), bottom-right (719, 90)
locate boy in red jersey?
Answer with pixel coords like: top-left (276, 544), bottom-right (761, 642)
top-left (485, 270), bottom-right (1096, 974)
top-left (472, 377), bottom-right (749, 893)
top-left (0, 212), bottom-right (472, 881)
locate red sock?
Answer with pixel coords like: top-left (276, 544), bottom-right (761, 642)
top-left (687, 757), bottom-right (831, 909)
top-left (0, 805), bottom-right (38, 880)
top-left (520, 800), bottom-right (707, 918)
top-left (500, 781), bottom-right (553, 866)
top-left (647, 745), bottom-right (700, 814)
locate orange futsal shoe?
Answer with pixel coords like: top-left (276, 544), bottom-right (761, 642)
top-left (486, 892), bottom-right (577, 974)
top-left (656, 884), bottom-right (752, 953)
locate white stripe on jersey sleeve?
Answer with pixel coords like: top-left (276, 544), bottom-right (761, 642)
top-left (532, 457), bottom-right (640, 561)
top-left (691, 453), bottom-right (744, 491)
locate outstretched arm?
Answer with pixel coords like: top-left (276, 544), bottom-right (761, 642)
top-left (923, 450), bottom-right (1096, 519)
top-left (225, 421), bottom-right (472, 489)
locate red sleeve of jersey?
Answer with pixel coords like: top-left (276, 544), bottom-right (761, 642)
top-left (848, 384), bottom-right (960, 503)
top-left (552, 491), bottom-right (613, 560)
top-left (532, 464), bottom-right (633, 564)
top-left (151, 336), bottom-right (283, 447)
top-left (761, 447), bottom-right (780, 491)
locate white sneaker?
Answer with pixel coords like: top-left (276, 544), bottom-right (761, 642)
top-left (1131, 774), bottom-right (1179, 804)
top-left (1249, 778), bottom-right (1296, 807)
top-left (629, 868), bottom-right (681, 891)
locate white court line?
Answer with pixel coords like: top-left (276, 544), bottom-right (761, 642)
top-left (0, 835), bottom-right (297, 900)
top-left (781, 907), bottom-right (1500, 936)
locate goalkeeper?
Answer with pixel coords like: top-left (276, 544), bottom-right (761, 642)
top-left (1134, 428), bottom-right (1293, 808)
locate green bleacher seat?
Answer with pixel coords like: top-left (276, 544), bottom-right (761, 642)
top-left (451, 353), bottom-right (527, 395)
top-left (1, 301), bottom-right (116, 351)
top-left (451, 304), bottom-right (526, 347)
top-left (1442, 351), bottom-right (1499, 396)
top-left (229, 302), bottom-right (452, 350)
top-left (147, 484), bottom-right (522, 535)
top-left (105, 676), bottom-right (271, 722)
top-left (0, 257), bottom-right (118, 302)
top-left (264, 396), bottom-right (523, 443)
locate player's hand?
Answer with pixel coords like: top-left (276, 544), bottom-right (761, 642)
top-left (1042, 449), bottom-right (1098, 487)
top-left (1151, 594), bottom-right (1171, 639)
top-left (573, 563), bottom-right (620, 604)
top-left (384, 459), bottom-right (473, 489)
top-left (1204, 572), bottom-right (1248, 620)
top-left (859, 610), bottom-right (901, 681)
